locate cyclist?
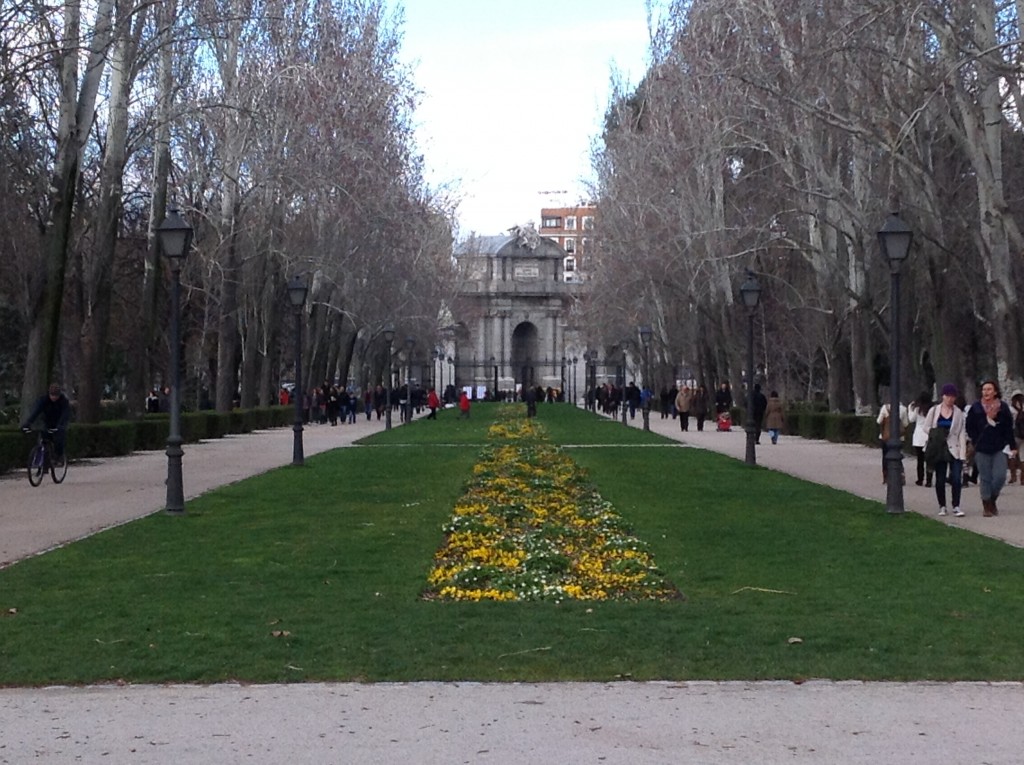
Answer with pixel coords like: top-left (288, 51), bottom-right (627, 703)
top-left (21, 382), bottom-right (72, 460)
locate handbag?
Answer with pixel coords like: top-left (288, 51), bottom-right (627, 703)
top-left (924, 426), bottom-right (953, 465)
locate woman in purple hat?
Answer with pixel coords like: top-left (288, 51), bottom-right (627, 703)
top-left (965, 380), bottom-right (1018, 516)
top-left (924, 383), bottom-right (968, 517)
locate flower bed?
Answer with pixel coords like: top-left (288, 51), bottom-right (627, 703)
top-left (424, 408), bottom-right (681, 602)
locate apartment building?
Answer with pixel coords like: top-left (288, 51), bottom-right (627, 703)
top-left (539, 204), bottom-right (596, 283)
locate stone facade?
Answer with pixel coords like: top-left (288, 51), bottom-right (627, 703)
top-left (451, 227), bottom-right (582, 394)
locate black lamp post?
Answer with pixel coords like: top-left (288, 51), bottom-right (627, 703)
top-left (287, 275), bottom-right (308, 465)
top-left (561, 356), bottom-right (567, 401)
top-left (405, 336), bottom-right (415, 423)
top-left (491, 355), bottom-right (498, 399)
top-left (383, 324), bottom-right (395, 430)
top-left (879, 212), bottom-right (913, 514)
top-left (448, 356), bottom-right (454, 399)
top-left (740, 270), bottom-right (762, 466)
top-left (156, 202), bottom-right (193, 515)
top-left (620, 342), bottom-right (629, 426)
top-left (639, 325), bottom-right (652, 431)
top-left (572, 356), bottom-right (578, 406)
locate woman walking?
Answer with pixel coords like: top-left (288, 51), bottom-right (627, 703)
top-left (965, 380), bottom-right (1018, 517)
top-left (691, 385), bottom-right (709, 432)
top-left (764, 391), bottom-right (785, 445)
top-left (925, 384), bottom-right (967, 517)
top-left (909, 391), bottom-right (935, 487)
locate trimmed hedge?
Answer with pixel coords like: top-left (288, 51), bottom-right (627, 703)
top-left (0, 406), bottom-right (292, 477)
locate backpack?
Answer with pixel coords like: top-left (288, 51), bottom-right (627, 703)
top-left (880, 410), bottom-right (905, 441)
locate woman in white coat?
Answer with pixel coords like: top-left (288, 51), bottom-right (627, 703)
top-left (908, 391), bottom-right (934, 487)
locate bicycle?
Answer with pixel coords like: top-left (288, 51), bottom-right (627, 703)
top-left (25, 428), bottom-right (68, 486)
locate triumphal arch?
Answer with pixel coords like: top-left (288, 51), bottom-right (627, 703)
top-left (450, 225), bottom-right (583, 395)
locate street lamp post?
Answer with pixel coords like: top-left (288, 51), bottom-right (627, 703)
top-left (561, 356), bottom-right (567, 402)
top-left (879, 213), bottom-right (913, 514)
top-left (620, 342), bottom-right (629, 426)
top-left (287, 275), bottom-right (308, 465)
top-left (156, 203), bottom-right (193, 515)
top-left (383, 325), bottom-right (395, 430)
top-left (639, 326), bottom-right (652, 431)
top-left (491, 355), bottom-right (498, 400)
top-left (572, 356), bottom-right (578, 406)
top-left (405, 337), bottom-right (415, 423)
top-left (740, 270), bottom-right (762, 466)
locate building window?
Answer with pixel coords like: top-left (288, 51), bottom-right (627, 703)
top-left (580, 237), bottom-right (589, 253)
top-left (564, 256), bottom-right (576, 272)
top-left (564, 237), bottom-right (576, 253)
top-left (582, 215), bottom-right (594, 230)
top-left (565, 216), bottom-right (577, 230)
top-left (541, 216), bottom-right (562, 229)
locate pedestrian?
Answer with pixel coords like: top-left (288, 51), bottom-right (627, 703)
top-left (965, 379), bottom-right (1018, 516)
top-left (626, 381), bottom-right (640, 419)
top-left (714, 382), bottom-right (733, 415)
top-left (751, 384), bottom-right (768, 444)
top-left (1008, 391), bottom-right (1024, 483)
top-left (692, 385), bottom-right (709, 431)
top-left (459, 390), bottom-right (471, 419)
top-left (877, 399), bottom-right (909, 484)
top-left (764, 391), bottom-right (784, 445)
top-left (426, 387), bottom-right (440, 419)
top-left (924, 383), bottom-right (967, 517)
top-left (908, 390), bottom-right (935, 487)
top-left (146, 388), bottom-right (160, 414)
top-left (675, 385), bottom-right (692, 432)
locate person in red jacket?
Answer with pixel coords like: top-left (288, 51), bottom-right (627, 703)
top-left (426, 387), bottom-right (441, 419)
top-left (459, 391), bottom-right (471, 419)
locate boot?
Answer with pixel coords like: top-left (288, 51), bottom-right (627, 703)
top-left (925, 471), bottom-right (933, 488)
top-left (991, 498), bottom-right (999, 516)
top-left (983, 499), bottom-right (995, 517)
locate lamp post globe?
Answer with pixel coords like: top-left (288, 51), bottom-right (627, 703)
top-left (878, 213), bottom-right (913, 514)
top-left (739, 270), bottom-right (762, 466)
top-left (156, 203), bottom-right (193, 515)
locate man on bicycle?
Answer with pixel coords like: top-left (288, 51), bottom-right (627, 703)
top-left (21, 383), bottom-right (72, 460)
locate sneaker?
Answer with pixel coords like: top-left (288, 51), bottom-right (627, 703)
top-left (953, 507), bottom-right (965, 517)
top-left (938, 507), bottom-right (947, 516)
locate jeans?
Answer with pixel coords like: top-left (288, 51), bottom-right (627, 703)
top-left (975, 450), bottom-right (1009, 501)
top-left (933, 459), bottom-right (963, 509)
top-left (768, 428), bottom-right (779, 445)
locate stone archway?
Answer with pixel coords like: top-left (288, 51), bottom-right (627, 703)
top-left (512, 322), bottom-right (539, 387)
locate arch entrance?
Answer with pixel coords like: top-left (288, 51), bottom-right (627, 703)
top-left (511, 322), bottom-right (539, 387)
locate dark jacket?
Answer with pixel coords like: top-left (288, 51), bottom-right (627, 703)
top-left (22, 393), bottom-right (72, 431)
top-left (966, 399), bottom-right (1017, 455)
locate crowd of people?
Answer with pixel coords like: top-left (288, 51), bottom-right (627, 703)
top-left (880, 380), bottom-right (1021, 518)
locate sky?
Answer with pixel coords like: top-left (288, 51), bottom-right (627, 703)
top-left (391, 0), bottom-right (653, 237)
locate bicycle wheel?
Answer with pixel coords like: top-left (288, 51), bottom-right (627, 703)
top-left (50, 450), bottom-right (68, 484)
top-left (27, 445), bottom-right (45, 487)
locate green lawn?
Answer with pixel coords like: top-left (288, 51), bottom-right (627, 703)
top-left (2, 403), bottom-right (1023, 685)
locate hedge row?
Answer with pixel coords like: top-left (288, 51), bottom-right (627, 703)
top-left (0, 406), bottom-right (293, 476)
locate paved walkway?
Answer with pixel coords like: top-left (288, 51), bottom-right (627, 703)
top-left (2, 406), bottom-right (1024, 764)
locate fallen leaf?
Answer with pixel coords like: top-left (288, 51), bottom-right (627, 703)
top-left (787, 637), bottom-right (803, 644)
top-left (271, 630), bottom-right (292, 638)
top-left (5, 608), bottom-right (17, 616)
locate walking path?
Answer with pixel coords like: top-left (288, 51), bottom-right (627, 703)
top-left (2, 406), bottom-right (1024, 764)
